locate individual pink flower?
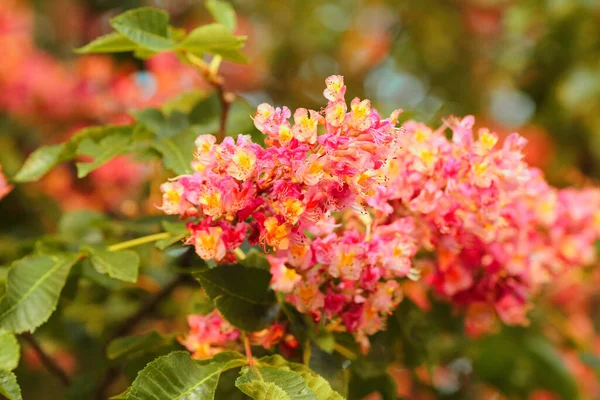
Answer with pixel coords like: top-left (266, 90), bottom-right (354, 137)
top-left (0, 165), bottom-right (13, 201)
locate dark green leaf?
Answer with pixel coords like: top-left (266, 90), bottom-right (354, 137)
top-left (58, 210), bottom-right (106, 243)
top-left (206, 0), bottom-right (237, 31)
top-left (107, 331), bottom-right (171, 360)
top-left (193, 264), bottom-right (279, 331)
top-left (0, 253), bottom-right (80, 333)
top-left (525, 336), bottom-right (579, 400)
top-left (347, 372), bottom-right (396, 400)
top-left (74, 32), bottom-right (137, 54)
top-left (110, 7), bottom-right (175, 52)
top-left (239, 249), bottom-right (270, 271)
top-left (126, 351), bottom-right (246, 400)
top-left (0, 370), bottom-right (22, 400)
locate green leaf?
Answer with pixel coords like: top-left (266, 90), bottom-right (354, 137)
top-left (179, 24), bottom-right (248, 63)
top-left (239, 249), bottom-right (270, 271)
top-left (13, 143), bottom-right (70, 182)
top-left (206, 0), bottom-right (237, 31)
top-left (0, 331), bottom-right (20, 371)
top-left (75, 127), bottom-right (134, 178)
top-left (260, 356), bottom-right (344, 400)
top-left (524, 335), bottom-right (579, 400)
top-left (107, 331), bottom-right (171, 360)
top-left (0, 253), bottom-right (80, 333)
top-left (74, 32), bottom-right (137, 54)
top-left (14, 124), bottom-right (135, 182)
top-left (236, 366), bottom-right (317, 400)
top-left (193, 264), bottom-right (279, 331)
top-left (126, 351), bottom-right (245, 400)
top-left (133, 108), bottom-right (189, 138)
top-left (151, 130), bottom-right (197, 175)
top-left (58, 210), bottom-right (106, 243)
top-left (0, 370), bottom-right (22, 400)
top-left (110, 7), bottom-right (175, 52)
top-left (83, 246), bottom-right (139, 283)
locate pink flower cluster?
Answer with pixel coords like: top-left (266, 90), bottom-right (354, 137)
top-left (161, 75), bottom-right (408, 345)
top-left (378, 118), bottom-right (600, 329)
top-left (163, 75), bottom-right (600, 348)
top-left (180, 311), bottom-right (289, 359)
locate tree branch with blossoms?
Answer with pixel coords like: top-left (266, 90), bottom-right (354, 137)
top-left (2, 3), bottom-right (600, 400)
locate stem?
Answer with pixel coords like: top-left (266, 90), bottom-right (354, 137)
top-left (303, 340), bottom-right (311, 367)
top-left (234, 247), bottom-right (246, 260)
top-left (107, 232), bottom-right (172, 252)
top-left (185, 52), bottom-right (233, 143)
top-left (242, 332), bottom-right (255, 366)
top-left (21, 333), bottom-right (70, 386)
top-left (216, 85), bottom-right (233, 143)
top-left (333, 343), bottom-right (357, 361)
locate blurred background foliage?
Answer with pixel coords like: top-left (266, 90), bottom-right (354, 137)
top-left (1, 0), bottom-right (600, 399)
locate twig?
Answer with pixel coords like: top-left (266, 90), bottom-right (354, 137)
top-left (242, 332), bottom-right (255, 366)
top-left (107, 232), bottom-right (173, 252)
top-left (185, 52), bottom-right (234, 143)
top-left (21, 332), bottom-right (70, 386)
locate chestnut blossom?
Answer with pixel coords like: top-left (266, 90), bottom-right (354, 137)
top-left (180, 311), bottom-right (288, 359)
top-left (161, 75), bottom-right (600, 347)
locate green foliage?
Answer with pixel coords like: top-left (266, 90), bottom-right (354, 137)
top-left (75, 130), bottom-right (134, 178)
top-left (127, 351), bottom-right (246, 399)
top-left (107, 331), bottom-right (173, 360)
top-left (236, 365), bottom-right (316, 400)
top-left (0, 370), bottom-right (22, 400)
top-left (74, 32), bottom-right (137, 54)
top-left (0, 254), bottom-right (80, 333)
top-left (109, 8), bottom-right (174, 53)
top-left (260, 356), bottom-right (344, 400)
top-left (83, 246), bottom-right (140, 283)
top-left (193, 263), bottom-right (279, 332)
top-left (155, 221), bottom-right (188, 250)
top-left (13, 143), bottom-right (70, 182)
top-left (347, 372), bottom-right (396, 400)
top-left (472, 328), bottom-right (579, 399)
top-left (0, 331), bottom-right (20, 371)
top-left (74, 5), bottom-right (247, 63)
top-left (14, 125), bottom-right (134, 182)
top-left (206, 0), bottom-right (237, 31)
top-left (179, 24), bottom-right (248, 64)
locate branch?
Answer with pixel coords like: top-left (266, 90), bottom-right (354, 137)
top-left (105, 274), bottom-right (186, 343)
top-left (21, 332), bottom-right (70, 386)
